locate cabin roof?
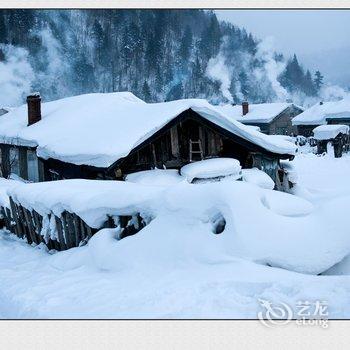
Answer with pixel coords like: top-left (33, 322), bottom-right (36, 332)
top-left (313, 124), bottom-right (349, 140)
top-left (0, 92), bottom-right (296, 168)
top-left (292, 98), bottom-right (350, 126)
top-left (217, 102), bottom-right (301, 124)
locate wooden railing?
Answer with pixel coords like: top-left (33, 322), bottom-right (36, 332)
top-left (0, 196), bottom-right (147, 251)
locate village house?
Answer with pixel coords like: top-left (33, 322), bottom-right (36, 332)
top-left (0, 92), bottom-right (296, 186)
top-left (292, 98), bottom-right (350, 137)
top-left (218, 101), bottom-right (303, 135)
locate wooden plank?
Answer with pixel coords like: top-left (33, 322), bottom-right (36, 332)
top-left (61, 211), bottom-right (72, 248)
top-left (0, 206), bottom-right (10, 230)
top-left (32, 210), bottom-right (43, 243)
top-left (79, 217), bottom-right (87, 241)
top-left (64, 212), bottom-right (76, 248)
top-left (54, 215), bottom-right (67, 251)
top-left (5, 207), bottom-right (14, 232)
top-left (9, 197), bottom-right (22, 238)
top-left (84, 221), bottom-right (93, 239)
top-left (72, 213), bottom-right (81, 247)
top-left (170, 126), bottom-right (180, 158)
top-left (17, 204), bottom-right (32, 244)
top-left (22, 207), bottom-right (37, 244)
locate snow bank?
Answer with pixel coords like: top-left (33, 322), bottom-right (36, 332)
top-left (2, 165), bottom-right (350, 275)
top-left (313, 124), bottom-right (349, 140)
top-left (1, 152), bottom-right (350, 318)
top-left (0, 178), bottom-right (22, 208)
top-left (6, 179), bottom-right (162, 228)
top-left (180, 158), bottom-right (242, 182)
top-left (0, 93), bottom-right (295, 168)
top-left (241, 168), bottom-right (274, 190)
top-left (125, 169), bottom-right (183, 186)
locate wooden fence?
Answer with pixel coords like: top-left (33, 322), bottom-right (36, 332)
top-left (0, 196), bottom-right (147, 251)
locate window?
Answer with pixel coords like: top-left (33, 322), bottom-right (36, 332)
top-left (27, 150), bottom-right (39, 182)
top-left (9, 147), bottom-right (19, 176)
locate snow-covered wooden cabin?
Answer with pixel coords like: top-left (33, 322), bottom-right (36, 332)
top-left (313, 124), bottom-right (350, 157)
top-left (218, 102), bottom-right (303, 135)
top-left (0, 92), bottom-right (296, 185)
top-left (292, 99), bottom-right (350, 137)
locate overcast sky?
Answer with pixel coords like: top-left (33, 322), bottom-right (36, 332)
top-left (215, 10), bottom-right (350, 56)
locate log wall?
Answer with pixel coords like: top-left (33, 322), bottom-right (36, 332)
top-left (0, 197), bottom-right (147, 251)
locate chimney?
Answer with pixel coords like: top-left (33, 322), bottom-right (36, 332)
top-left (242, 101), bottom-right (249, 116)
top-left (27, 93), bottom-right (41, 126)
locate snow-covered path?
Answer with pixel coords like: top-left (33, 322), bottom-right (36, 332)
top-left (0, 153), bottom-right (350, 319)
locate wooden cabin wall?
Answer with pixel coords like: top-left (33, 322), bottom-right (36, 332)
top-left (118, 117), bottom-right (258, 176)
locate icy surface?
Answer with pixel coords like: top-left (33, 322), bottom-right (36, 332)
top-left (0, 152), bottom-right (350, 318)
top-left (313, 124), bottom-right (349, 140)
top-left (180, 158), bottom-right (242, 182)
top-left (241, 168), bottom-right (275, 190)
top-left (0, 93), bottom-right (296, 167)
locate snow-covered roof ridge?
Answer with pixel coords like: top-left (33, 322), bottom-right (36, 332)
top-left (292, 98), bottom-right (350, 126)
top-left (0, 92), bottom-right (296, 168)
top-left (217, 102), bottom-right (302, 124)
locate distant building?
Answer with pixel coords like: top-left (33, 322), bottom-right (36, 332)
top-left (292, 99), bottom-right (350, 137)
top-left (313, 124), bottom-right (350, 158)
top-left (218, 102), bottom-right (303, 136)
top-left (0, 92), bottom-right (296, 187)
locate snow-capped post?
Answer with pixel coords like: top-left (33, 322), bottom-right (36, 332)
top-left (27, 93), bottom-right (41, 126)
top-left (242, 101), bottom-right (249, 116)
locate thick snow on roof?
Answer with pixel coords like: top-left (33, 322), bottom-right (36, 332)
top-left (218, 102), bottom-right (297, 123)
top-left (313, 124), bottom-right (349, 140)
top-left (293, 99), bottom-right (350, 126)
top-left (0, 92), bottom-right (296, 167)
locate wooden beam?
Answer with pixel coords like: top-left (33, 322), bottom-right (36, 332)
top-left (9, 197), bottom-right (22, 238)
top-left (170, 126), bottom-right (180, 158)
top-left (54, 215), bottom-right (66, 251)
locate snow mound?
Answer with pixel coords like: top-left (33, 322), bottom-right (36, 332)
top-left (180, 158), bottom-right (242, 183)
top-left (313, 124), bottom-right (349, 140)
top-left (241, 168), bottom-right (274, 190)
top-left (261, 190), bottom-right (314, 217)
top-left (5, 179), bottom-right (162, 228)
top-left (125, 169), bottom-right (183, 187)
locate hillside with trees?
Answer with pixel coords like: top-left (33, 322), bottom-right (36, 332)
top-left (0, 9), bottom-right (323, 106)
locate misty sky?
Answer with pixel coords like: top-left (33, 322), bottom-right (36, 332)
top-left (216, 10), bottom-right (350, 55)
top-left (216, 10), bottom-right (350, 86)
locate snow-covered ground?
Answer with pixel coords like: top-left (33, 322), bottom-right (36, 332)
top-left (0, 153), bottom-right (350, 319)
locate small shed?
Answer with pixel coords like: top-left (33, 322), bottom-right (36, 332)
top-left (313, 124), bottom-right (350, 157)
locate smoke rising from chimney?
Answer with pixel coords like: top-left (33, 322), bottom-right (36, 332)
top-left (206, 52), bottom-right (234, 102)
